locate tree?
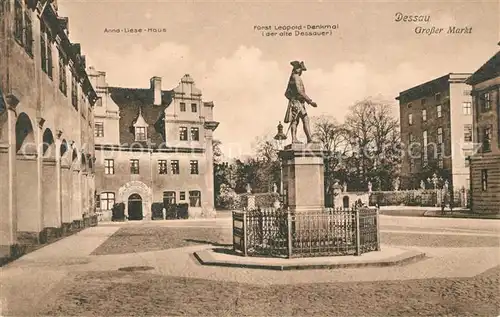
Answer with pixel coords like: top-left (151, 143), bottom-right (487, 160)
top-left (311, 115), bottom-right (350, 201)
top-left (344, 99), bottom-right (401, 191)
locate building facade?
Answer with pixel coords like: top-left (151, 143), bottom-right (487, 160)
top-left (397, 73), bottom-right (473, 190)
top-left (89, 70), bottom-right (219, 220)
top-left (0, 0), bottom-right (98, 257)
top-left (466, 50), bottom-right (500, 214)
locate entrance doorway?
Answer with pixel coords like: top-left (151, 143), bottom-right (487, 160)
top-left (128, 194), bottom-right (143, 220)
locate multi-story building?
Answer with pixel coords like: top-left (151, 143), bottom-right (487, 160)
top-left (466, 50), bottom-right (500, 214)
top-left (88, 69), bottom-right (219, 220)
top-left (397, 73), bottom-right (473, 190)
top-left (0, 0), bottom-right (98, 258)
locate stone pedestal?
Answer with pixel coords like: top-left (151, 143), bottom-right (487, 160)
top-left (280, 142), bottom-right (325, 213)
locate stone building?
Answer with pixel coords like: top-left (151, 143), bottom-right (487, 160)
top-left (88, 69), bottom-right (219, 220)
top-left (396, 73), bottom-right (473, 190)
top-left (466, 50), bottom-right (500, 213)
top-left (0, 0), bottom-right (98, 258)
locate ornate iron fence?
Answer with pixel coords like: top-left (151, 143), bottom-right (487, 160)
top-left (232, 207), bottom-right (380, 258)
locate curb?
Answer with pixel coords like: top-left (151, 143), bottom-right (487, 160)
top-left (422, 210), bottom-right (500, 220)
top-left (193, 249), bottom-right (427, 271)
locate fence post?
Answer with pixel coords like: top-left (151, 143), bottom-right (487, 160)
top-left (287, 209), bottom-right (292, 258)
top-left (243, 211), bottom-right (248, 257)
top-left (355, 208), bottom-right (361, 256)
top-left (376, 207), bottom-right (381, 251)
top-left (232, 211), bottom-right (235, 253)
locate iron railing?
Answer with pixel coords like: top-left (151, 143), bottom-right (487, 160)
top-left (232, 207), bottom-right (380, 258)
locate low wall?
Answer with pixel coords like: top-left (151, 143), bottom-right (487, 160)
top-left (368, 189), bottom-right (470, 208)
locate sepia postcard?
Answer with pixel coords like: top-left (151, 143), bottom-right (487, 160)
top-left (0, 0), bottom-right (499, 316)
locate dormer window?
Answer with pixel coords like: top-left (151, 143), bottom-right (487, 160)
top-left (133, 107), bottom-right (149, 141)
top-left (135, 127), bottom-right (147, 141)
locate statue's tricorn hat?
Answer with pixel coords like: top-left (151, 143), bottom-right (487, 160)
top-left (290, 60), bottom-right (307, 71)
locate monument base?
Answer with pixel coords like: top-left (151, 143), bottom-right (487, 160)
top-left (280, 141), bottom-right (326, 212)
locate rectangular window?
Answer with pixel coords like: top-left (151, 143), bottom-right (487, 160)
top-left (158, 160), bottom-right (168, 174)
top-left (423, 130), bottom-right (428, 146)
top-left (464, 150), bottom-right (472, 167)
top-left (483, 126), bottom-right (492, 152)
top-left (408, 114), bottom-right (413, 126)
top-left (171, 160), bottom-right (180, 174)
top-left (437, 104), bottom-right (442, 118)
top-left (180, 191), bottom-right (186, 200)
top-left (189, 190), bottom-right (201, 207)
top-left (481, 170), bottom-right (488, 191)
top-left (191, 103), bottom-right (197, 112)
top-left (464, 124), bottom-right (472, 142)
top-left (408, 133), bottom-right (414, 143)
top-left (71, 74), bottom-right (78, 110)
top-left (46, 38), bottom-right (53, 79)
top-left (95, 122), bottom-right (104, 137)
top-left (409, 159), bottom-right (414, 172)
top-left (438, 153), bottom-right (443, 169)
top-left (422, 109), bottom-right (427, 122)
top-left (130, 159), bottom-right (140, 174)
top-left (481, 92), bottom-right (492, 111)
top-left (24, 11), bottom-right (33, 56)
top-left (421, 98), bottom-right (426, 106)
top-left (179, 127), bottom-right (188, 141)
top-left (100, 192), bottom-right (115, 210)
top-left (135, 126), bottom-right (147, 141)
top-left (180, 102), bottom-right (186, 112)
top-left (437, 127), bottom-right (443, 144)
top-left (40, 23), bottom-right (47, 73)
top-left (462, 102), bottom-right (472, 115)
top-left (58, 52), bottom-right (67, 95)
top-left (463, 89), bottom-right (471, 96)
top-left (435, 93), bottom-right (441, 101)
top-left (163, 191), bottom-right (176, 205)
top-left (190, 127), bottom-right (199, 141)
top-left (190, 160), bottom-right (199, 174)
top-left (14, 0), bottom-right (23, 43)
top-left (104, 159), bottom-right (114, 175)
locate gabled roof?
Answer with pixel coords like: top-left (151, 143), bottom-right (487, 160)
top-left (466, 51), bottom-right (500, 85)
top-left (109, 87), bottom-right (173, 145)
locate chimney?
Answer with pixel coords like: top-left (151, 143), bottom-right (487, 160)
top-left (150, 76), bottom-right (162, 106)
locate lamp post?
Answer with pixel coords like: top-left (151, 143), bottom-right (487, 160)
top-left (274, 121), bottom-right (287, 200)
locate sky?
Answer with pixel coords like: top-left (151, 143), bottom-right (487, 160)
top-left (58, 0), bottom-right (499, 159)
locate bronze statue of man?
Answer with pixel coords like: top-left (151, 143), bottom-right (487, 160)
top-left (284, 60), bottom-right (317, 143)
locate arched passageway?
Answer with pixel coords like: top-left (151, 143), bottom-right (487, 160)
top-left (128, 194), bottom-right (143, 220)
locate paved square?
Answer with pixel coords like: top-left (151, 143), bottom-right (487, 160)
top-left (1, 216), bottom-right (499, 316)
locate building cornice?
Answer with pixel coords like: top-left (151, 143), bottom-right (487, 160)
top-left (95, 144), bottom-right (205, 154)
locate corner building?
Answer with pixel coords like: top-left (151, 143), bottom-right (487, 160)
top-left (89, 70), bottom-right (219, 220)
top-left (397, 73), bottom-right (473, 190)
top-left (466, 50), bottom-right (500, 214)
top-left (0, 0), bottom-right (98, 257)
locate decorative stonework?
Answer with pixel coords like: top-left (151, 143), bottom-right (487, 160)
top-left (117, 181), bottom-right (153, 219)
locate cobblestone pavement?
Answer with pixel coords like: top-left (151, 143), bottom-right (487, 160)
top-left (1, 216), bottom-right (499, 316)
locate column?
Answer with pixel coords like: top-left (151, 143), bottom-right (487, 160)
top-left (0, 102), bottom-right (17, 256)
top-left (204, 135), bottom-right (215, 217)
top-left (42, 157), bottom-right (59, 236)
top-left (16, 153), bottom-right (41, 243)
top-left (61, 162), bottom-right (72, 232)
top-left (71, 167), bottom-right (81, 226)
